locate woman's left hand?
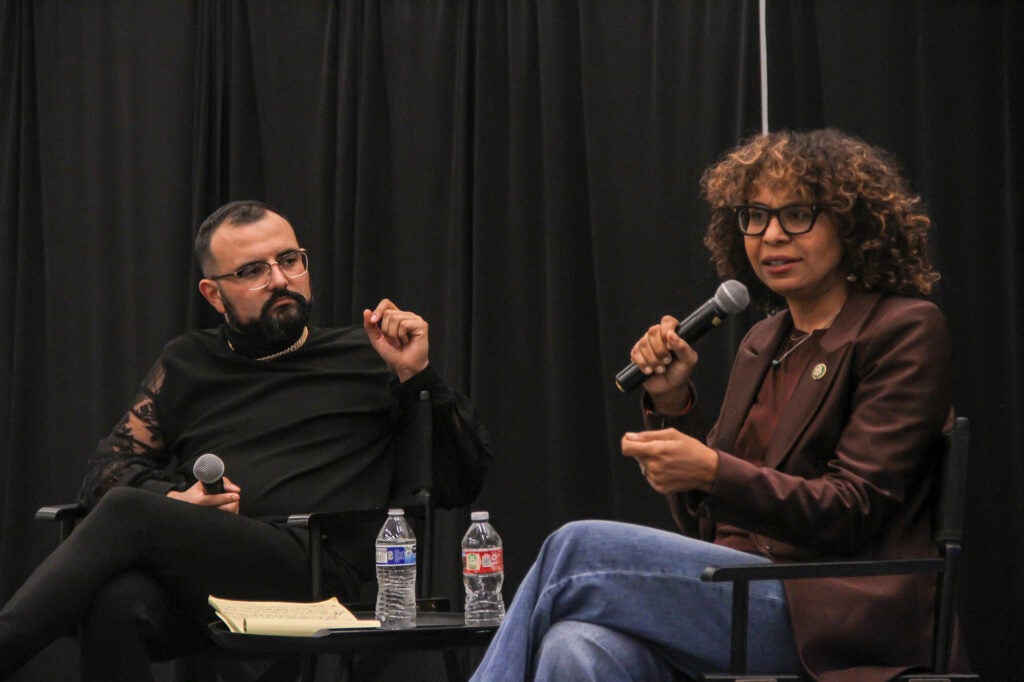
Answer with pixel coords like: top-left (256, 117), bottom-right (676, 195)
top-left (622, 428), bottom-right (719, 494)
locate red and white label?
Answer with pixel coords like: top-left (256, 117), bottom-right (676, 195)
top-left (462, 548), bottom-right (504, 574)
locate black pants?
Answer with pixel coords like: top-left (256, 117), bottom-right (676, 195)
top-left (0, 487), bottom-right (360, 680)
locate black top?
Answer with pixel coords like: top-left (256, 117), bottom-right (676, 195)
top-left (79, 325), bottom-right (492, 520)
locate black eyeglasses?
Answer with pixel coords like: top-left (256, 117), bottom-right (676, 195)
top-left (208, 249), bottom-right (309, 290)
top-left (732, 204), bottom-right (826, 236)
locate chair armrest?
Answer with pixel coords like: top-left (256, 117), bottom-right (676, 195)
top-left (701, 556), bottom-right (945, 583)
top-left (702, 556), bottom-right (947, 676)
top-left (35, 502), bottom-right (86, 523)
top-left (286, 504), bottom-right (428, 532)
top-left (36, 503), bottom-right (86, 543)
top-left (287, 508), bottom-right (389, 532)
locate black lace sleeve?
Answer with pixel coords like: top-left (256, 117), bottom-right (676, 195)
top-left (77, 359), bottom-right (184, 509)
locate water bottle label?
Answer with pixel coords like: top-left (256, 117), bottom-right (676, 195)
top-left (376, 546), bottom-right (416, 566)
top-left (462, 548), bottom-right (504, 574)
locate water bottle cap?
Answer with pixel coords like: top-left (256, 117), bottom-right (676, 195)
top-left (470, 511), bottom-right (489, 521)
top-left (388, 508), bottom-right (405, 516)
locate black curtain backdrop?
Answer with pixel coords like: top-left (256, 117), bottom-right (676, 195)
top-left (2, 1), bottom-right (1021, 679)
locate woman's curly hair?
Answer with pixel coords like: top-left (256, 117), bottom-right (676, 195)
top-left (700, 128), bottom-right (939, 310)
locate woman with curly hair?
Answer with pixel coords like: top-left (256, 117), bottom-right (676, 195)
top-left (702, 128), bottom-right (939, 310)
top-left (471, 129), bottom-right (966, 681)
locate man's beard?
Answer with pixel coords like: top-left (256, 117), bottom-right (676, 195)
top-left (224, 290), bottom-right (312, 345)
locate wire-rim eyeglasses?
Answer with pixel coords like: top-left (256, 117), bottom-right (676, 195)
top-left (208, 249), bottom-right (310, 290)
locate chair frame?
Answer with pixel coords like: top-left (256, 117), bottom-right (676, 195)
top-left (698, 416), bottom-right (975, 682)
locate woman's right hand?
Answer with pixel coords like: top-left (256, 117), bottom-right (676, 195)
top-left (629, 315), bottom-right (698, 413)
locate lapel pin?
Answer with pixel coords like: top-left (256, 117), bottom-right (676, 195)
top-left (811, 363), bottom-right (827, 380)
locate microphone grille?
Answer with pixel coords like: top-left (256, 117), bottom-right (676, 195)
top-left (715, 279), bottom-right (750, 314)
top-left (193, 453), bottom-right (225, 484)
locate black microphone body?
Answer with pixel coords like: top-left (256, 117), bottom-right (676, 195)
top-left (615, 280), bottom-right (750, 393)
top-left (202, 478), bottom-right (225, 495)
top-left (193, 453), bottom-right (225, 494)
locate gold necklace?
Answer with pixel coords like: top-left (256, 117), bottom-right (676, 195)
top-left (770, 308), bottom-right (842, 369)
top-left (228, 325), bottom-right (309, 361)
top-left (771, 330), bottom-right (814, 368)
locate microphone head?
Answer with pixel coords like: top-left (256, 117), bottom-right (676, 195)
top-left (714, 280), bottom-right (750, 315)
top-left (193, 453), bottom-right (225, 484)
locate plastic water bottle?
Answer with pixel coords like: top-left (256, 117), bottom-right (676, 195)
top-left (462, 511), bottom-right (505, 625)
top-left (375, 508), bottom-right (417, 628)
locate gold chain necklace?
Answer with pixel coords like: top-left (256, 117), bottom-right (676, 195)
top-left (228, 326), bottom-right (309, 361)
top-left (770, 308), bottom-right (842, 369)
top-left (771, 330), bottom-right (814, 368)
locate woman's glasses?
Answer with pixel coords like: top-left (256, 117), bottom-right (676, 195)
top-left (732, 204), bottom-right (826, 236)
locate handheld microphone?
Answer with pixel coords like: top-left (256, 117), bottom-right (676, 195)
top-left (614, 279), bottom-right (750, 392)
top-left (193, 453), bottom-right (225, 494)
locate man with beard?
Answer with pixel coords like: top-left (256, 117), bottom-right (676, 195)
top-left (0, 201), bottom-right (493, 680)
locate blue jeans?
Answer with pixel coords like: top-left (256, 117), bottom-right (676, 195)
top-left (470, 520), bottom-right (802, 681)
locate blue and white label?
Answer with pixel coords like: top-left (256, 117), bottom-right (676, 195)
top-left (376, 546), bottom-right (416, 566)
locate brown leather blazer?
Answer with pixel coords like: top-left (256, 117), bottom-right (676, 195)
top-left (661, 290), bottom-right (959, 681)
